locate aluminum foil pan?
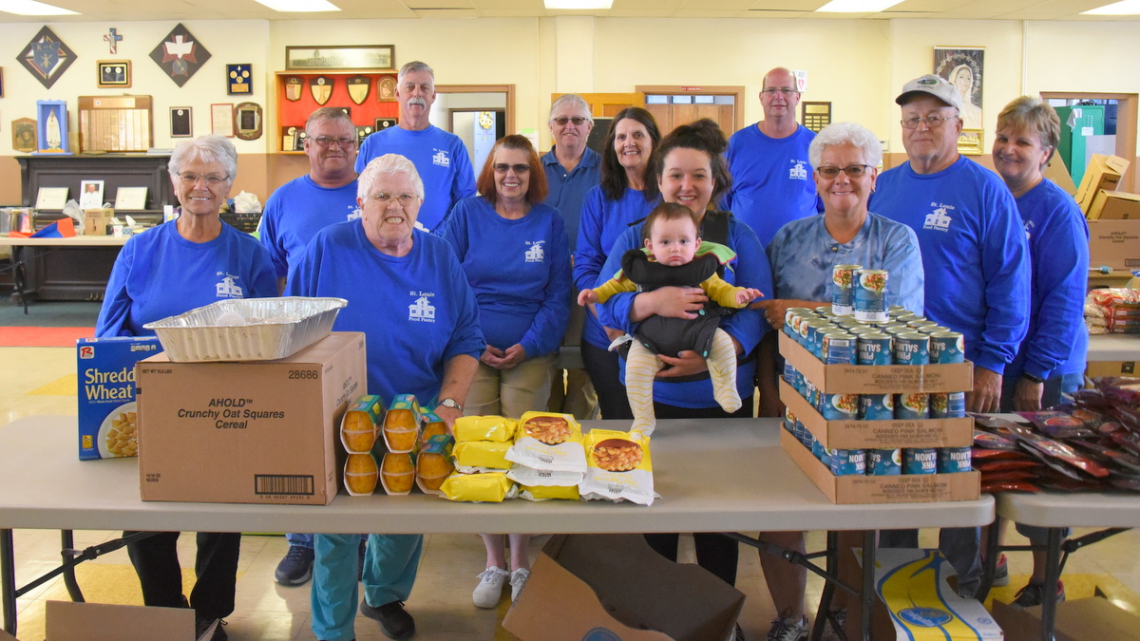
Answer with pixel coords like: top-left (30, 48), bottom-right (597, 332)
top-left (143, 297), bottom-right (348, 362)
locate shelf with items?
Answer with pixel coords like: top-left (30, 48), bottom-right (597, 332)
top-left (275, 71), bottom-right (400, 153)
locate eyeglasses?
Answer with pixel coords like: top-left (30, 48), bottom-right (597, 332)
top-left (901, 115), bottom-right (958, 129)
top-left (817, 165), bottom-right (873, 179)
top-left (310, 136), bottom-right (357, 148)
top-left (370, 192), bottom-right (419, 206)
top-left (761, 87), bottom-right (798, 97)
top-left (493, 163), bottom-right (531, 174)
top-left (552, 116), bottom-right (589, 126)
top-left (177, 172), bottom-right (229, 186)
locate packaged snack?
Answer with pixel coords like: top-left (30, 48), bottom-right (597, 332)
top-left (506, 463), bottom-right (584, 487)
top-left (380, 452), bottom-right (416, 495)
top-left (506, 411), bottom-right (587, 473)
top-left (416, 433), bottom-right (455, 494)
top-left (440, 472), bottom-right (516, 502)
top-left (344, 453), bottom-right (379, 496)
top-left (453, 415), bottom-right (516, 443)
top-left (453, 440), bottom-right (513, 472)
top-left (519, 484), bottom-right (581, 501)
top-left (341, 394), bottom-right (384, 454)
top-left (579, 430), bottom-right (654, 506)
top-left (383, 394), bottom-right (422, 453)
top-left (420, 410), bottom-right (449, 446)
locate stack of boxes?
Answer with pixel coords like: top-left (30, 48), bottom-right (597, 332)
top-left (1080, 154), bottom-right (1139, 271)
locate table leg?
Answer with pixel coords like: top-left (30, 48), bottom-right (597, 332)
top-left (10, 246), bottom-right (29, 314)
top-left (809, 531), bottom-right (839, 641)
top-left (2, 528), bottom-right (16, 636)
top-left (861, 531), bottom-right (875, 641)
top-left (1040, 527), bottom-right (1063, 641)
top-left (61, 530), bottom-right (84, 602)
top-left (976, 515), bottom-right (1002, 602)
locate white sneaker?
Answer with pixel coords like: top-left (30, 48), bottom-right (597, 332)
top-left (510, 568), bottom-right (530, 601)
top-left (767, 612), bottom-right (808, 641)
top-left (472, 566), bottom-right (508, 609)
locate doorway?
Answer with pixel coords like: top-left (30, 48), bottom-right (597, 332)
top-left (1041, 92), bottom-right (1137, 192)
top-left (637, 85), bottom-right (745, 138)
top-left (431, 84), bottom-right (515, 167)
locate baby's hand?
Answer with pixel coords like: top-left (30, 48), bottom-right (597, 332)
top-left (577, 289), bottom-right (598, 306)
top-left (735, 288), bottom-right (764, 305)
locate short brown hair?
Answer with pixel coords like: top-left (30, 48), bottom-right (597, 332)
top-left (476, 134), bottom-right (548, 206)
top-left (641, 202), bottom-right (700, 243)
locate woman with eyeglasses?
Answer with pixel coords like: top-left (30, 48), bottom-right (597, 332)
top-left (439, 134), bottom-right (570, 609)
top-left (95, 135), bottom-right (277, 640)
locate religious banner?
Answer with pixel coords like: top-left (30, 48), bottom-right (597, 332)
top-left (18, 26), bottom-right (76, 89)
top-left (149, 23), bottom-right (212, 88)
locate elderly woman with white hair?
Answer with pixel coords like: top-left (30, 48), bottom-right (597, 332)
top-left (287, 154), bottom-right (484, 641)
top-left (95, 134), bottom-right (277, 640)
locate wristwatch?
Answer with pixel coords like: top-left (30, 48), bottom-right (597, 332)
top-left (438, 398), bottom-right (463, 412)
top-left (1021, 372), bottom-right (1045, 384)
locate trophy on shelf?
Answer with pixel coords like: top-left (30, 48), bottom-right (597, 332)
top-left (36, 100), bottom-right (71, 155)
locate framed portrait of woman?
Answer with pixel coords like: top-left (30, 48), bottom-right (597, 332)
top-left (933, 47), bottom-right (985, 131)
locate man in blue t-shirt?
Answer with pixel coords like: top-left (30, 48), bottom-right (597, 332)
top-left (872, 73), bottom-right (1031, 601)
top-left (724, 67), bottom-right (819, 247)
top-left (355, 61), bottom-right (475, 232)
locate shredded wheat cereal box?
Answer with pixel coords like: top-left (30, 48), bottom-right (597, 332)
top-left (77, 336), bottom-right (161, 460)
top-left (578, 429), bottom-right (654, 506)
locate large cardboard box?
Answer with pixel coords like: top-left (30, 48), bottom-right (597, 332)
top-left (779, 379), bottom-right (973, 449)
top-left (782, 429), bottom-right (980, 504)
top-left (503, 534), bottom-right (745, 641)
top-left (1087, 219), bottom-right (1140, 271)
top-left (137, 332), bottom-right (366, 505)
top-left (991, 596), bottom-right (1140, 641)
top-left (44, 601), bottom-right (213, 640)
top-left (1075, 154), bottom-right (1130, 215)
top-left (1087, 190), bottom-right (1140, 220)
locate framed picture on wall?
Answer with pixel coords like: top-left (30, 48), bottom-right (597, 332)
top-left (285, 45), bottom-right (395, 71)
top-left (97, 60), bottom-right (131, 88)
top-left (211, 103), bottom-right (234, 137)
top-left (933, 47), bottom-right (985, 131)
top-left (170, 107), bottom-right (193, 138)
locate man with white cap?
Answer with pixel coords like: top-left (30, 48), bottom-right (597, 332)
top-left (871, 74), bottom-right (1030, 599)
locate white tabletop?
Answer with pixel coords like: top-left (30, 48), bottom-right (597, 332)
top-left (1087, 334), bottom-right (1140, 362)
top-left (0, 235), bottom-right (128, 247)
top-left (0, 416), bottom-right (993, 535)
top-left (996, 491), bottom-right (1140, 529)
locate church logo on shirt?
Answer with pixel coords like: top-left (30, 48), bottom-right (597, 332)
top-left (408, 292), bottom-right (436, 322)
top-left (525, 240), bottom-right (545, 263)
top-left (215, 274), bottom-right (244, 298)
top-left (432, 149), bottom-right (450, 168)
top-left (789, 160), bottom-right (809, 180)
top-left (923, 204), bottom-right (954, 232)
top-left (347, 204), bottom-right (362, 221)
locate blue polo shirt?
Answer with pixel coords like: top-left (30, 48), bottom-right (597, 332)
top-left (542, 146), bottom-right (601, 253)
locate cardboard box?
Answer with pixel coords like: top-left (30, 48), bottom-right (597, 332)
top-left (779, 380), bottom-right (973, 449)
top-left (83, 208), bottom-right (114, 236)
top-left (1087, 219), bottom-right (1140, 270)
top-left (77, 336), bottom-right (162, 460)
top-left (1087, 190), bottom-right (1140, 220)
top-left (781, 429), bottom-right (980, 504)
top-left (1086, 360), bottom-right (1136, 378)
top-left (991, 595), bottom-right (1140, 641)
top-left (44, 601), bottom-right (213, 640)
top-left (137, 332), bottom-right (366, 505)
top-left (779, 332), bottom-right (974, 394)
top-left (1075, 154), bottom-right (1130, 215)
top-left (503, 534), bottom-right (745, 641)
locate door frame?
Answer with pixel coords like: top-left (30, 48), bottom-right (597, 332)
top-left (436, 84), bottom-right (515, 137)
top-left (636, 85), bottom-right (747, 135)
top-left (1040, 91), bottom-right (1137, 193)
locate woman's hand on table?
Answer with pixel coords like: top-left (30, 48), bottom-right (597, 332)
top-left (1012, 377), bottom-right (1045, 412)
top-left (967, 366), bottom-right (1003, 414)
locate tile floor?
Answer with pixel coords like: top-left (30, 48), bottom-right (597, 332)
top-left (4, 344), bottom-right (1140, 640)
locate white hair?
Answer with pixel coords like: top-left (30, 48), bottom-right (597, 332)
top-left (168, 135), bottom-right (237, 183)
top-left (357, 154), bottom-right (425, 201)
top-left (808, 122), bottom-right (883, 170)
top-left (549, 94), bottom-right (593, 124)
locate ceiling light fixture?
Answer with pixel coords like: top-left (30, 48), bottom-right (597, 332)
top-left (1082, 0), bottom-right (1140, 14)
top-left (544, 0), bottom-right (614, 9)
top-left (0, 0), bottom-right (79, 15)
top-left (815, 0), bottom-right (905, 12)
top-left (251, 0), bottom-right (341, 12)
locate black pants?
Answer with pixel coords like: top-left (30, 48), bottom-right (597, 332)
top-left (126, 531), bottom-right (241, 620)
top-left (642, 396), bottom-right (754, 587)
top-left (581, 340), bottom-right (633, 420)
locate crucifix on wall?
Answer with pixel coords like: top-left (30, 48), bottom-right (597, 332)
top-left (104, 28), bottom-right (122, 54)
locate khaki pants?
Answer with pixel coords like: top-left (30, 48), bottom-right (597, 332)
top-left (466, 354), bottom-right (558, 418)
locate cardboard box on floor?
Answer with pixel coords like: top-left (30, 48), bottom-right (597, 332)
top-left (137, 332), bottom-right (366, 505)
top-left (1076, 154), bottom-right (1130, 215)
top-left (503, 534), bottom-right (745, 641)
top-left (1087, 190), bottom-right (1140, 220)
top-left (13, 601), bottom-right (214, 641)
top-left (991, 593), bottom-right (1140, 641)
top-left (1087, 219), bottom-right (1140, 271)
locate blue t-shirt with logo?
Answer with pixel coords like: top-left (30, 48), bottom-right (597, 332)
top-left (259, 175), bottom-right (361, 279)
top-left (96, 221), bottom-right (277, 337)
top-left (355, 125), bottom-right (476, 232)
top-left (286, 221), bottom-right (484, 403)
top-left (724, 124), bottom-right (820, 247)
top-left (439, 197), bottom-right (571, 358)
top-left (871, 156), bottom-right (1030, 374)
top-left (542, 147), bottom-right (601, 253)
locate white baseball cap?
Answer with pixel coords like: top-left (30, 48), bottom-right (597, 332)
top-left (896, 74), bottom-right (963, 111)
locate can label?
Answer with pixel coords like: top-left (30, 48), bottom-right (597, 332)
top-left (831, 264), bottom-right (861, 316)
top-left (869, 448), bottom-right (902, 475)
top-left (903, 448), bottom-right (938, 474)
top-left (794, 420), bottom-right (810, 447)
top-left (930, 392), bottom-right (966, 418)
top-left (895, 392), bottom-right (930, 419)
top-left (811, 436), bottom-right (828, 461)
top-left (853, 269), bottom-right (889, 322)
top-left (830, 449), bottom-right (866, 476)
top-left (857, 335), bottom-right (893, 366)
top-left (893, 333), bottom-right (930, 366)
top-left (859, 393), bottom-right (895, 420)
top-left (821, 393), bottom-right (860, 420)
top-left (784, 408), bottom-right (796, 433)
top-left (822, 333), bottom-right (857, 365)
top-left (929, 332), bottom-right (965, 364)
top-left (938, 446), bottom-right (972, 473)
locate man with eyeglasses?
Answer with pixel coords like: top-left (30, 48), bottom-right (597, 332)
top-left (724, 67), bottom-right (820, 247)
top-left (872, 73), bottom-right (1030, 600)
top-left (259, 107), bottom-right (369, 589)
top-left (355, 60), bottom-right (476, 232)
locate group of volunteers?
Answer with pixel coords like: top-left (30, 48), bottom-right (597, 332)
top-left (94, 58), bottom-right (1088, 641)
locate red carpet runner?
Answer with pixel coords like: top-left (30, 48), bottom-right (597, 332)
top-left (0, 327), bottom-right (94, 347)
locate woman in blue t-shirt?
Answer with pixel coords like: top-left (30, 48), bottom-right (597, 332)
top-left (574, 107), bottom-right (662, 420)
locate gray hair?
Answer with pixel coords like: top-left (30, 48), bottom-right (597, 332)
top-left (398, 61), bottom-right (434, 85)
top-left (549, 94), bottom-right (593, 124)
top-left (358, 154), bottom-right (425, 201)
top-left (305, 107), bottom-right (354, 137)
top-left (168, 135), bottom-right (238, 183)
top-left (808, 122), bottom-right (883, 170)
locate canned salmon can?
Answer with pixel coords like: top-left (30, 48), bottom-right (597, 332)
top-left (938, 446), bottom-right (972, 473)
top-left (821, 332), bottom-right (857, 365)
top-left (784, 408), bottom-right (796, 433)
top-left (857, 333), bottom-right (893, 366)
top-left (793, 419), bottom-right (809, 447)
top-left (930, 392), bottom-right (966, 418)
top-left (904, 448), bottom-right (938, 474)
top-left (811, 436), bottom-right (828, 460)
top-left (892, 313), bottom-right (917, 324)
top-left (859, 393), bottom-right (895, 420)
top-left (929, 331), bottom-right (965, 364)
top-left (831, 264), bottom-right (862, 316)
top-left (785, 308), bottom-right (813, 338)
top-left (804, 320), bottom-right (831, 358)
top-left (907, 319), bottom-right (939, 331)
top-left (869, 448), bottom-right (902, 475)
top-left (853, 269), bottom-right (889, 322)
top-left (895, 392), bottom-right (930, 419)
top-left (802, 428), bottom-right (816, 452)
top-left (830, 449), bottom-right (866, 476)
top-left (893, 332), bottom-right (930, 366)
top-left (817, 444), bottom-right (832, 468)
top-left (879, 324), bottom-right (911, 336)
top-left (821, 393), bottom-right (860, 420)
